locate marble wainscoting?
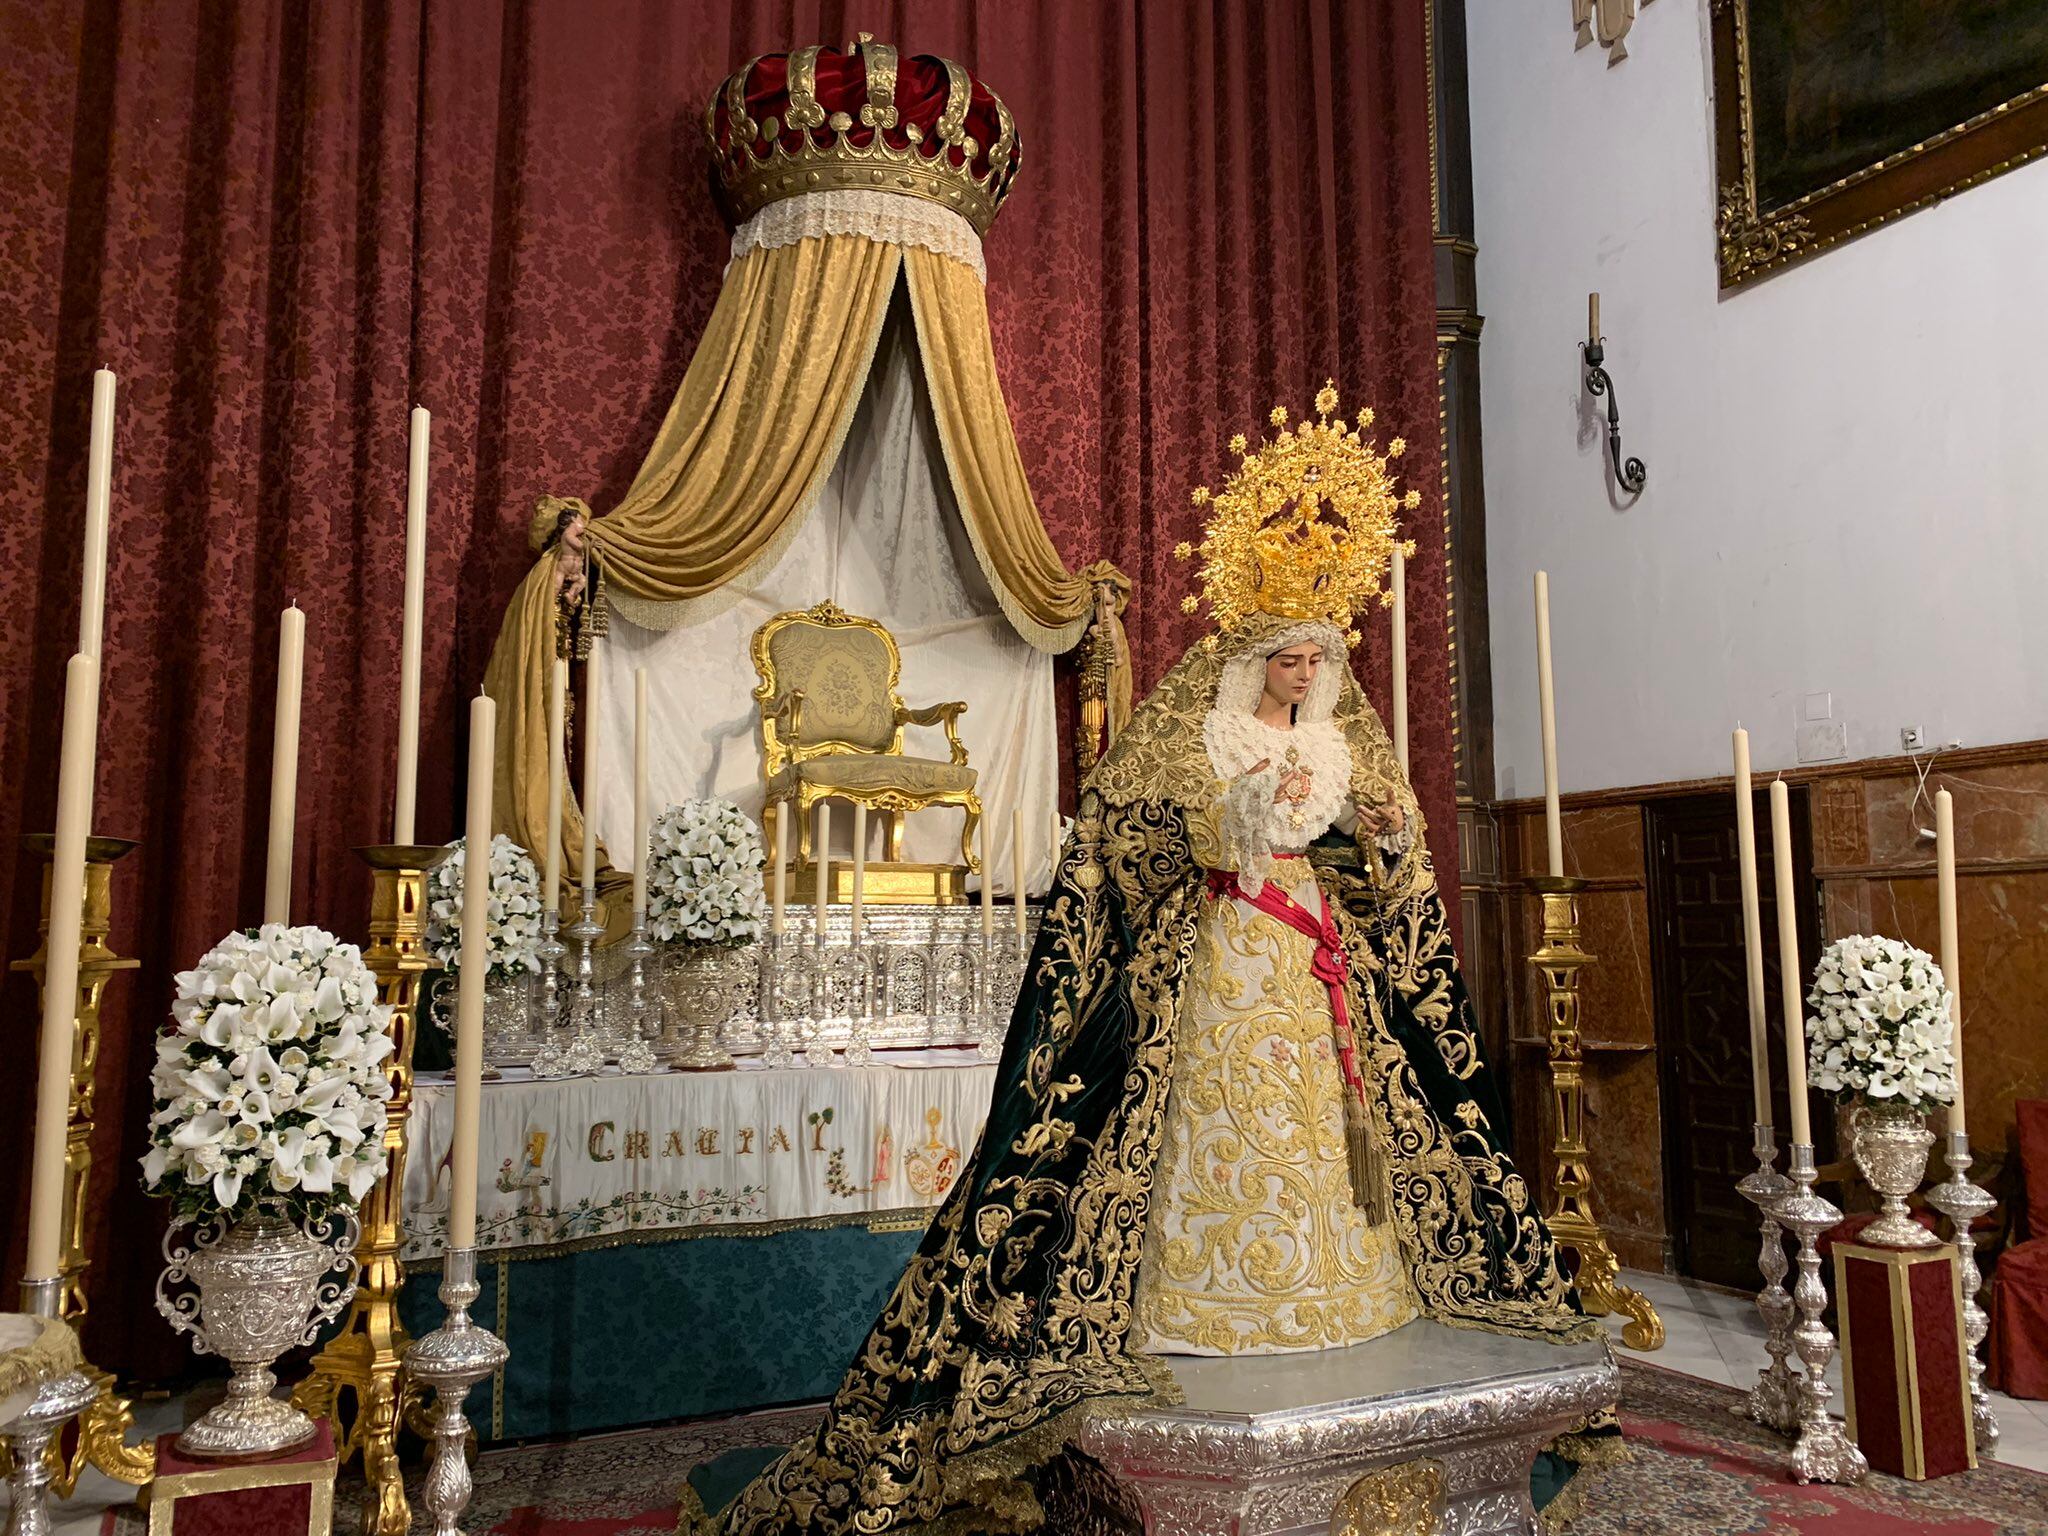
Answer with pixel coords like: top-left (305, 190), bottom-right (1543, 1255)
top-left (1811, 749), bottom-right (2048, 1192)
top-left (1488, 738), bottom-right (2048, 1282)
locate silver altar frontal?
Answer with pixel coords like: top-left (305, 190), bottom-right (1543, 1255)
top-left (1079, 1320), bottom-right (1618, 1536)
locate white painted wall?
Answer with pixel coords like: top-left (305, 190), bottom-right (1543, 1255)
top-left (1469, 1), bottom-right (2048, 798)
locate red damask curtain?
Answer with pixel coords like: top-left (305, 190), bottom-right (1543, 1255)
top-left (0, 0), bottom-right (1442, 1380)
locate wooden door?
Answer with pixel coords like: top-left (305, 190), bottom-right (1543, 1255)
top-left (1646, 788), bottom-right (1820, 1289)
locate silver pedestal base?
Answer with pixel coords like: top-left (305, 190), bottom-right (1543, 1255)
top-left (1925, 1128), bottom-right (2000, 1457)
top-left (2, 1370), bottom-right (97, 1536)
top-left (1080, 1320), bottom-right (1618, 1536)
top-left (403, 1247), bottom-right (510, 1536)
top-left (1735, 1123), bottom-right (1799, 1435)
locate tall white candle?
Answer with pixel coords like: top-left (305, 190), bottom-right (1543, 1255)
top-left (769, 808), bottom-right (787, 936)
top-left (1013, 806), bottom-right (1027, 951)
top-left (1390, 543), bottom-right (1409, 774)
top-left (1733, 728), bottom-right (1770, 1126)
top-left (979, 813), bottom-right (994, 938)
top-left (1936, 787), bottom-right (1965, 1135)
top-left (263, 605), bottom-right (306, 926)
top-left (393, 405), bottom-right (429, 844)
top-left (79, 369), bottom-right (115, 660)
top-left (631, 668), bottom-right (649, 920)
top-left (26, 654), bottom-right (101, 1281)
top-left (851, 802), bottom-right (867, 939)
top-left (544, 658), bottom-right (567, 914)
top-left (1534, 571), bottom-right (1563, 877)
top-left (816, 802), bottom-right (831, 950)
top-left (1770, 780), bottom-right (1812, 1145)
top-left (580, 644), bottom-right (602, 899)
top-left (1050, 803), bottom-right (1063, 889)
top-left (448, 692), bottom-right (495, 1251)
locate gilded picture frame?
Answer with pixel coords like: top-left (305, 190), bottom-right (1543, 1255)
top-left (1711, 0), bottom-right (2048, 289)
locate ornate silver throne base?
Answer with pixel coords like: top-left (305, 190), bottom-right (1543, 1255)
top-left (1078, 1320), bottom-right (1619, 1536)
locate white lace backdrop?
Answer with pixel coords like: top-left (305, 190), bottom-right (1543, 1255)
top-left (593, 287), bottom-right (1061, 896)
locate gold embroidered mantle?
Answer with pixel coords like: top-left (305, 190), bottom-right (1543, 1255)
top-left (690, 619), bottom-right (1592, 1536)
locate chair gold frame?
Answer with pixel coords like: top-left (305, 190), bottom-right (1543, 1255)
top-left (752, 601), bottom-right (982, 871)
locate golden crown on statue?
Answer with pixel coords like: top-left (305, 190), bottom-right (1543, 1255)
top-left (1174, 383), bottom-right (1421, 646)
top-left (706, 34), bottom-right (1021, 236)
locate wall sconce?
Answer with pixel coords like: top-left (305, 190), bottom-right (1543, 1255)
top-left (1582, 292), bottom-right (1647, 494)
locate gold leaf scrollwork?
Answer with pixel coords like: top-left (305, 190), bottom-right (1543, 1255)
top-left (1329, 1457), bottom-right (1446, 1536)
top-left (1717, 184), bottom-right (1814, 285)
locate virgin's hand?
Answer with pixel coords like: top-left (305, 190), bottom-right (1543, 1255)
top-left (1358, 799), bottom-right (1404, 835)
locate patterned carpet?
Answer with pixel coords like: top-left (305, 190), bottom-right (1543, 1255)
top-left (103, 1363), bottom-right (2048, 1534)
top-left (1561, 1362), bottom-right (2048, 1535)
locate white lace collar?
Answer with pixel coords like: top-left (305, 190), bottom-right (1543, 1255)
top-left (1203, 708), bottom-right (1352, 850)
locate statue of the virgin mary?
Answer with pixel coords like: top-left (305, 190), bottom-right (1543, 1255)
top-left (692, 388), bottom-right (1603, 1536)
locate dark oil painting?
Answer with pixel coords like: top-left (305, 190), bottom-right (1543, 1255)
top-left (1745, 0), bottom-right (2048, 212)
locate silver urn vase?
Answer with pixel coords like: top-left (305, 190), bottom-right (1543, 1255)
top-left (1849, 1101), bottom-right (1938, 1248)
top-left (662, 943), bottom-right (752, 1070)
top-left (155, 1207), bottom-right (361, 1456)
top-left (433, 969), bottom-right (540, 1071)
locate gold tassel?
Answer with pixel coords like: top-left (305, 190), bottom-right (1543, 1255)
top-left (1345, 1094), bottom-right (1387, 1225)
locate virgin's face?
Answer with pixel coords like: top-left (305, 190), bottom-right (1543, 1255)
top-left (1262, 644), bottom-right (1323, 709)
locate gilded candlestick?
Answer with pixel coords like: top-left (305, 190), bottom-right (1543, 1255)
top-left (1925, 1129), bottom-right (1999, 1456)
top-left (1527, 876), bottom-right (1663, 1351)
top-left (7, 834), bottom-right (154, 1492)
top-left (291, 842), bottom-right (448, 1536)
top-left (1734, 1122), bottom-right (1799, 1434)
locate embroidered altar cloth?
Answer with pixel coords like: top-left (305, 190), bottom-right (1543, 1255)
top-left (401, 1054), bottom-right (996, 1262)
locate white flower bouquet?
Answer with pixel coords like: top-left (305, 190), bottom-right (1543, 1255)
top-left (426, 833), bottom-right (543, 979)
top-left (142, 924), bottom-right (395, 1224)
top-left (646, 799), bottom-right (768, 947)
top-left (1805, 934), bottom-right (1957, 1113)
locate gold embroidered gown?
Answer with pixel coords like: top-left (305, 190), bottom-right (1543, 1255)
top-left (1132, 703), bottom-right (1417, 1354)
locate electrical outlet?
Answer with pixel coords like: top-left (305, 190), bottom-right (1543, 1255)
top-left (1900, 725), bottom-right (1924, 751)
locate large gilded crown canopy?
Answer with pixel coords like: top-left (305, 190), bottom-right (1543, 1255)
top-left (706, 34), bottom-right (1021, 236)
top-left (1174, 383), bottom-right (1421, 647)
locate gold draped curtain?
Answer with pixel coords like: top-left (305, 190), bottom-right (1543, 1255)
top-left (481, 230), bottom-right (1131, 882)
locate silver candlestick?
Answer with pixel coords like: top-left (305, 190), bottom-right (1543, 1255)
top-left (1734, 1121), bottom-right (1800, 1435)
top-left (802, 904), bottom-right (836, 1068)
top-left (4, 1279), bottom-right (97, 1536)
top-left (844, 918), bottom-right (875, 1068)
top-left (1925, 1127), bottom-right (2000, 1457)
top-left (567, 890), bottom-right (602, 1024)
top-left (975, 931), bottom-right (1004, 1062)
top-left (557, 889), bottom-right (606, 1074)
top-left (403, 1247), bottom-right (509, 1536)
top-left (760, 933), bottom-right (796, 1069)
top-left (1773, 1141), bottom-right (1868, 1485)
top-left (536, 904), bottom-right (565, 1030)
top-left (616, 917), bottom-right (658, 1074)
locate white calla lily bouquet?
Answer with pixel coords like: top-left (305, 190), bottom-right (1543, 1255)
top-left (426, 832), bottom-right (543, 980)
top-left (1805, 934), bottom-right (1958, 1113)
top-left (142, 924), bottom-right (394, 1225)
top-left (647, 799), bottom-right (768, 947)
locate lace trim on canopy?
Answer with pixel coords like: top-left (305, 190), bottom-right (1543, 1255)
top-left (728, 190), bottom-right (987, 284)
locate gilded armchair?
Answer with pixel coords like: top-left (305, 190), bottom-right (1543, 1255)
top-left (751, 601), bottom-right (981, 869)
